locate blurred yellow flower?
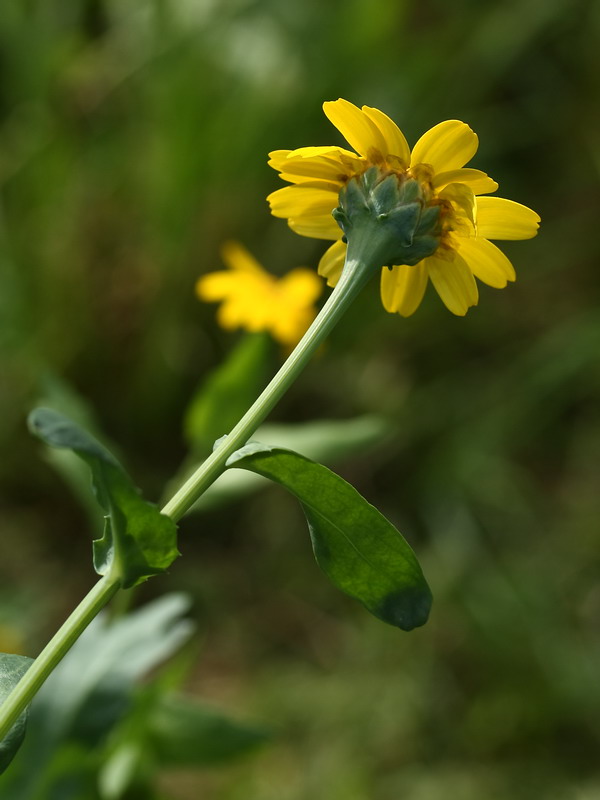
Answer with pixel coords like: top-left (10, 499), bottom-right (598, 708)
top-left (196, 241), bottom-right (322, 345)
top-left (268, 98), bottom-right (540, 316)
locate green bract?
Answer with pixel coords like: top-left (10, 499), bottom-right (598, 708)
top-left (226, 442), bottom-right (432, 631)
top-left (28, 408), bottom-right (179, 589)
top-left (333, 166), bottom-right (442, 268)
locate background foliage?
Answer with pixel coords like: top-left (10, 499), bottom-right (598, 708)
top-left (0, 0), bottom-right (599, 797)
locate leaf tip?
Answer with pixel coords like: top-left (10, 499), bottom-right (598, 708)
top-left (376, 584), bottom-right (433, 631)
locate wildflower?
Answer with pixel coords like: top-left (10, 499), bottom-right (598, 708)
top-left (267, 99), bottom-right (540, 316)
top-left (196, 241), bottom-right (322, 345)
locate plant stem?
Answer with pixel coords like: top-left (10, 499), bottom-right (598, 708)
top-left (0, 228), bottom-right (385, 742)
top-left (0, 573), bottom-right (120, 742)
top-left (161, 235), bottom-right (381, 522)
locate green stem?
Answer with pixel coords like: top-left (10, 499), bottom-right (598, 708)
top-left (0, 228), bottom-right (385, 744)
top-left (161, 233), bottom-right (382, 522)
top-left (0, 573), bottom-right (121, 741)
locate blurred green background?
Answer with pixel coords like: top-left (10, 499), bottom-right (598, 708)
top-left (1, 0), bottom-right (599, 797)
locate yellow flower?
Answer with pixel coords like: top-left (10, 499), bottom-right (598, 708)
top-left (267, 98), bottom-right (540, 316)
top-left (196, 241), bottom-right (322, 345)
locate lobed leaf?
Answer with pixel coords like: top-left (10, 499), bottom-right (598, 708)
top-left (227, 443), bottom-right (432, 631)
top-left (28, 408), bottom-right (179, 588)
top-left (0, 653), bottom-right (34, 774)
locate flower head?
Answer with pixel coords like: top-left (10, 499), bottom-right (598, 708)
top-left (196, 241), bottom-right (322, 345)
top-left (267, 98), bottom-right (540, 316)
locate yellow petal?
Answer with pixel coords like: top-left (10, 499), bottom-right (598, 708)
top-left (279, 268), bottom-right (323, 304)
top-left (269, 147), bottom-right (364, 185)
top-left (476, 197), bottom-right (540, 240)
top-left (217, 299), bottom-right (247, 330)
top-left (289, 145), bottom-right (361, 162)
top-left (278, 172), bottom-right (344, 187)
top-left (195, 272), bottom-right (235, 301)
top-left (276, 157), bottom-right (348, 185)
top-left (380, 262), bottom-right (428, 317)
top-left (323, 98), bottom-right (387, 160)
top-left (433, 168), bottom-right (498, 195)
top-left (241, 296), bottom-right (272, 331)
top-left (271, 309), bottom-right (315, 345)
top-left (411, 120), bottom-right (478, 173)
top-left (220, 240), bottom-right (264, 274)
top-left (288, 215), bottom-right (341, 240)
top-left (361, 106), bottom-right (410, 164)
top-left (457, 237), bottom-right (516, 288)
top-left (426, 253), bottom-right (479, 315)
top-left (318, 240), bottom-right (347, 287)
top-left (268, 150), bottom-right (292, 169)
top-left (439, 183), bottom-right (476, 228)
top-left (267, 184), bottom-right (338, 218)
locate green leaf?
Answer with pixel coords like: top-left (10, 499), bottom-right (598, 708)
top-left (187, 415), bottom-right (388, 511)
top-left (227, 443), bottom-right (432, 631)
top-left (98, 742), bottom-right (152, 800)
top-left (0, 653), bottom-right (34, 774)
top-left (184, 333), bottom-right (272, 453)
top-left (148, 694), bottom-right (269, 766)
top-left (35, 373), bottom-right (124, 535)
top-left (98, 684), bottom-right (268, 797)
top-left (28, 408), bottom-right (179, 589)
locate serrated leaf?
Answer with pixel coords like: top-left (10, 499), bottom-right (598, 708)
top-left (227, 443), bottom-right (432, 631)
top-left (28, 408), bottom-right (179, 588)
top-left (0, 654), bottom-right (34, 774)
top-left (148, 694), bottom-right (269, 766)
